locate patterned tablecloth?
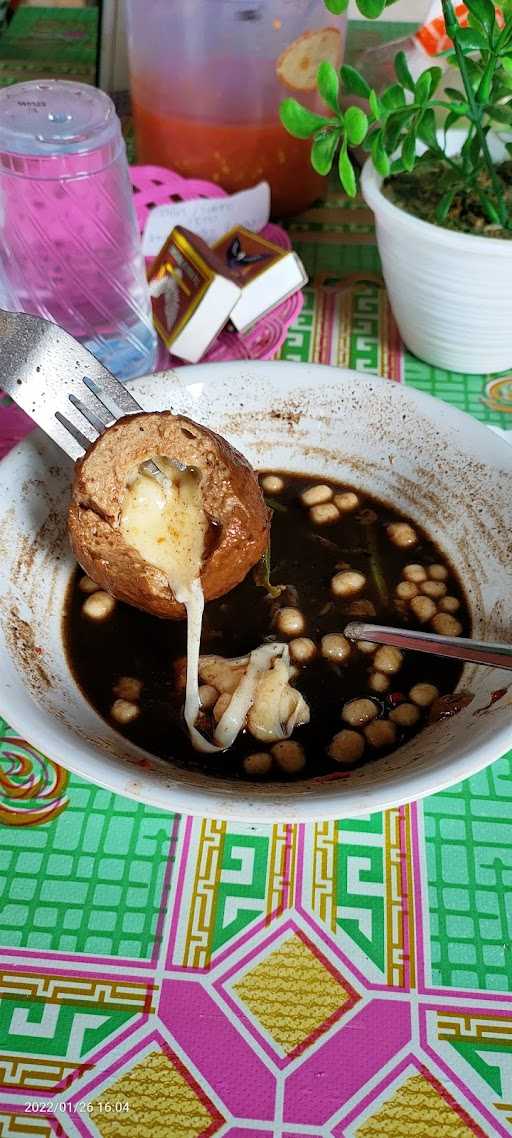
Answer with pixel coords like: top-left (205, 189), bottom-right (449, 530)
top-left (1, 24), bottom-right (512, 1138)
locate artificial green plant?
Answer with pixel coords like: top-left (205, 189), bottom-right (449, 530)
top-left (279, 0), bottom-right (512, 230)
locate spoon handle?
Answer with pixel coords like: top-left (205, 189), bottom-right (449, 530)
top-left (344, 622), bottom-right (512, 671)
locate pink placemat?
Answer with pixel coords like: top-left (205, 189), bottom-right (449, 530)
top-left (131, 164), bottom-right (304, 368)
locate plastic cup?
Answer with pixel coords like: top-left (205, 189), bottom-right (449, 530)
top-left (0, 79), bottom-right (157, 380)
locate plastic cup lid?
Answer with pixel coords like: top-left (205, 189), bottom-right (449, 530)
top-left (0, 80), bottom-right (121, 157)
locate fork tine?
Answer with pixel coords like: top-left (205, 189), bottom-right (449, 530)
top-left (0, 308), bottom-right (150, 461)
top-left (82, 373), bottom-right (144, 418)
top-left (68, 392), bottom-right (114, 435)
top-left (82, 376), bottom-right (128, 423)
top-left (55, 411), bottom-right (94, 454)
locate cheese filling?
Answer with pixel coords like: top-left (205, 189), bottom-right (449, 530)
top-left (120, 460), bottom-right (217, 752)
top-left (120, 463), bottom-right (308, 754)
top-left (120, 461), bottom-right (207, 595)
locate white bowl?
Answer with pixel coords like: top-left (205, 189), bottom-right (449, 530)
top-left (0, 360), bottom-right (511, 821)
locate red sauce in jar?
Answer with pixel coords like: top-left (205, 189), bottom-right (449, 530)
top-left (132, 99), bottom-right (323, 217)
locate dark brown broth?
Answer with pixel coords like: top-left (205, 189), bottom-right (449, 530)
top-left (63, 473), bottom-right (469, 781)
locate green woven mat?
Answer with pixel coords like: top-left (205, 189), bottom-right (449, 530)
top-left (0, 5), bottom-right (97, 86)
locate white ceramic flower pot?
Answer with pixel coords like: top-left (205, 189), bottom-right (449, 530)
top-left (361, 157), bottom-right (512, 374)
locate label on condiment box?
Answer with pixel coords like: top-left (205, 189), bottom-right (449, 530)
top-left (214, 227), bottom-right (283, 282)
top-left (149, 229), bottom-right (214, 347)
top-left (213, 226), bottom-right (308, 334)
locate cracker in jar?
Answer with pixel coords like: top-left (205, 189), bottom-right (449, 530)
top-left (276, 27), bottom-right (342, 92)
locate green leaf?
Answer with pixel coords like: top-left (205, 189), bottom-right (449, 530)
top-left (425, 65), bottom-right (443, 96)
top-left (380, 83), bottom-right (407, 111)
top-left (340, 64), bottom-right (371, 99)
top-left (366, 518), bottom-right (389, 607)
top-left (253, 546), bottom-right (286, 600)
top-left (394, 49), bottom-right (415, 92)
top-left (467, 10), bottom-right (483, 34)
top-left (311, 130), bottom-right (339, 174)
top-left (264, 497), bottom-right (287, 513)
top-left (415, 70), bottom-right (432, 103)
top-left (369, 89), bottom-right (382, 119)
top-left (436, 188), bottom-right (456, 223)
top-left (492, 80), bottom-right (512, 99)
top-left (479, 194), bottom-right (501, 224)
top-left (443, 109), bottom-right (465, 135)
top-left (317, 60), bottom-right (340, 112)
top-left (464, 57), bottom-right (485, 86)
top-left (355, 0), bottom-right (386, 17)
top-left (445, 85), bottom-right (466, 100)
top-left (477, 58), bottom-right (496, 102)
top-left (338, 140), bottom-right (357, 196)
top-left (371, 130), bottom-right (391, 176)
top-left (462, 130), bottom-right (482, 170)
top-left (465, 0), bottom-right (496, 33)
top-left (496, 21), bottom-right (512, 51)
top-left (402, 128), bottom-right (417, 172)
top-left (506, 141), bottom-right (512, 156)
top-left (417, 107), bottom-right (439, 150)
top-left (390, 157), bottom-right (406, 174)
top-left (323, 0), bottom-right (349, 12)
top-left (417, 146), bottom-right (439, 163)
top-left (345, 105), bottom-right (369, 146)
top-left (486, 103), bottom-right (512, 123)
top-left (501, 55), bottom-right (512, 74)
top-left (455, 26), bottom-right (490, 52)
top-left (383, 111), bottom-right (408, 152)
top-left (279, 99), bottom-right (329, 139)
top-left (496, 68), bottom-right (512, 92)
top-left (444, 88), bottom-right (471, 113)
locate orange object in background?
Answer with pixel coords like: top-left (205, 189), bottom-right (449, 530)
top-left (126, 1), bottom-right (347, 219)
top-left (132, 99), bottom-right (323, 218)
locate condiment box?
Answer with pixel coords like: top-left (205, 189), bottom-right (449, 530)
top-left (213, 225), bottom-right (308, 334)
top-left (148, 225), bottom-right (241, 364)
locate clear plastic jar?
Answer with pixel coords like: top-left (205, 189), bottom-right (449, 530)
top-left (126, 0), bottom-right (347, 217)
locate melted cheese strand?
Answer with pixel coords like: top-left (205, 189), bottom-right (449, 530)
top-left (180, 600), bottom-right (288, 754)
top-left (214, 644), bottom-right (288, 750)
top-left (177, 577), bottom-right (221, 755)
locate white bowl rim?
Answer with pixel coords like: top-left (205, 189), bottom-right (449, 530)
top-left (1, 359), bottom-right (511, 822)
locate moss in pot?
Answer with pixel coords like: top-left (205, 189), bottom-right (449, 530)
top-left (279, 0), bottom-right (512, 373)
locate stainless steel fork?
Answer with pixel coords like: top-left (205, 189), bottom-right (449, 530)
top-left (0, 308), bottom-right (173, 466)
